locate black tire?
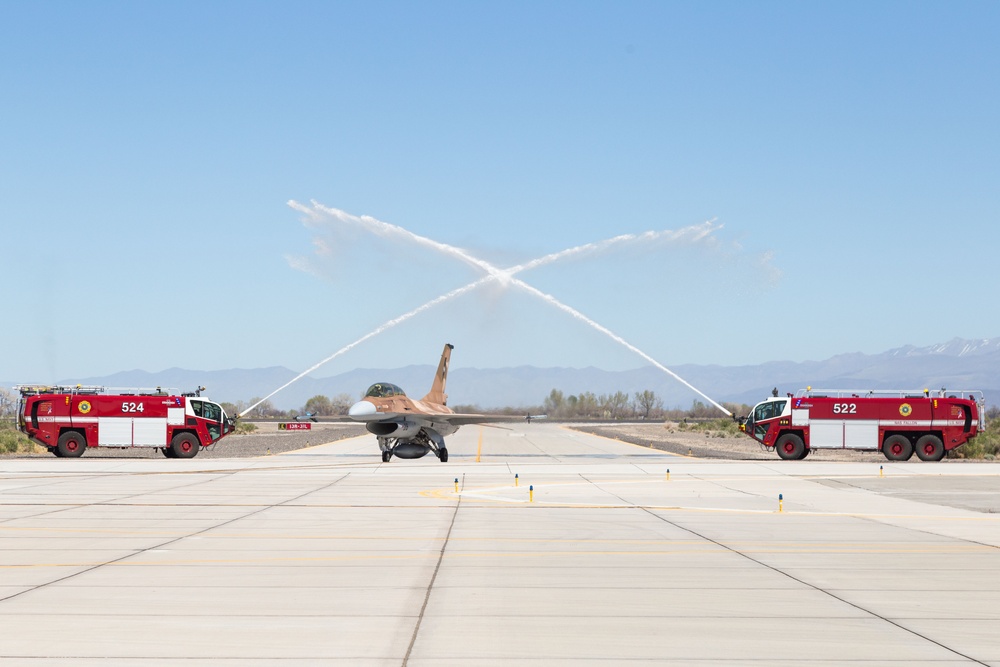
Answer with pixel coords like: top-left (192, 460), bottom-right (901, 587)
top-left (56, 431), bottom-right (87, 458)
top-left (775, 434), bottom-right (805, 460)
top-left (798, 446), bottom-right (810, 460)
top-left (381, 450), bottom-right (390, 462)
top-left (439, 447), bottom-right (448, 463)
top-left (915, 434), bottom-right (945, 462)
top-left (162, 447), bottom-right (175, 458)
top-left (170, 432), bottom-right (200, 459)
top-left (51, 447), bottom-right (63, 457)
top-left (882, 435), bottom-right (913, 462)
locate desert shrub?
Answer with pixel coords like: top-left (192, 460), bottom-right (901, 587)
top-left (234, 421), bottom-right (258, 435)
top-left (0, 423), bottom-right (36, 454)
top-left (675, 417), bottom-right (742, 437)
top-left (953, 419), bottom-right (1000, 459)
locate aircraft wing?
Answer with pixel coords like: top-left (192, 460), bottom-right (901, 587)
top-left (321, 413), bottom-right (524, 426)
top-left (420, 413), bottom-right (531, 426)
top-left (322, 413), bottom-right (402, 423)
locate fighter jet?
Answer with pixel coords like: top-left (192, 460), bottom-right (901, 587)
top-left (346, 343), bottom-right (520, 462)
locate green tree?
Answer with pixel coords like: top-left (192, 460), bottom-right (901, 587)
top-left (330, 393), bottom-right (354, 415)
top-left (304, 395), bottom-right (334, 416)
top-left (633, 390), bottom-right (663, 419)
top-left (543, 389), bottom-right (566, 416)
top-left (0, 388), bottom-right (16, 419)
top-left (576, 392), bottom-right (599, 418)
top-left (599, 391), bottom-right (632, 419)
top-left (246, 398), bottom-right (279, 418)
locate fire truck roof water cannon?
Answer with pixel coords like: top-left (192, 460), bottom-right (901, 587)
top-left (14, 384), bottom-right (235, 458)
top-left (738, 387), bottom-right (985, 461)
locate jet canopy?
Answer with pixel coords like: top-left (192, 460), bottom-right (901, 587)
top-left (365, 383), bottom-right (406, 399)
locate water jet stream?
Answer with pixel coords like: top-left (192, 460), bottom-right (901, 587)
top-left (239, 278), bottom-right (490, 417)
top-left (242, 204), bottom-right (733, 417)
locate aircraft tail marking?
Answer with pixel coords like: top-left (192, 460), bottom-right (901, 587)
top-left (422, 343), bottom-right (453, 405)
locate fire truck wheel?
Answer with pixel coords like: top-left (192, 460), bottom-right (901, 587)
top-left (775, 434), bottom-right (805, 460)
top-left (882, 435), bottom-right (913, 461)
top-left (51, 447), bottom-right (63, 457)
top-left (170, 433), bottom-right (200, 459)
top-left (56, 431), bottom-right (87, 458)
top-left (915, 434), bottom-right (945, 462)
top-left (161, 447), bottom-right (175, 458)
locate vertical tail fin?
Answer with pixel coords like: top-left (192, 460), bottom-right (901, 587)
top-left (421, 343), bottom-right (453, 405)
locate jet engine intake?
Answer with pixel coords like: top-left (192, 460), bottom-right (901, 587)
top-left (366, 421), bottom-right (422, 438)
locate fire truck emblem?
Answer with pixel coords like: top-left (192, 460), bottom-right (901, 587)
top-left (899, 403), bottom-right (913, 417)
top-left (78, 401), bottom-right (92, 414)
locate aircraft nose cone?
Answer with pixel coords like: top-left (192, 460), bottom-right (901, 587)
top-left (349, 400), bottom-right (377, 418)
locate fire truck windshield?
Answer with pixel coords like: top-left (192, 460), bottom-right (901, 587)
top-left (191, 400), bottom-right (222, 422)
top-left (753, 400), bottom-right (786, 422)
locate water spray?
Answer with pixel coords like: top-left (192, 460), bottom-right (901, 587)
top-left (238, 278), bottom-right (490, 418)
top-left (504, 276), bottom-right (732, 416)
top-left (245, 203), bottom-right (735, 417)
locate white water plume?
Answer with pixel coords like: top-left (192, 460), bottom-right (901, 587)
top-left (290, 200), bottom-right (505, 280)
top-left (288, 200), bottom-right (721, 285)
top-left (263, 201), bottom-right (739, 417)
top-left (506, 219), bottom-right (719, 275)
top-left (505, 276), bottom-right (732, 415)
top-left (239, 277), bottom-right (492, 417)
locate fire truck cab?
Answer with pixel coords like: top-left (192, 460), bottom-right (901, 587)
top-left (15, 385), bottom-right (235, 458)
top-left (741, 388), bottom-right (984, 462)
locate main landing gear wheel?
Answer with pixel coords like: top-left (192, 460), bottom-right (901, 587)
top-left (915, 434), bottom-right (945, 462)
top-left (56, 431), bottom-right (86, 458)
top-left (775, 434), bottom-right (805, 461)
top-left (438, 448), bottom-right (448, 463)
top-left (381, 450), bottom-right (391, 463)
top-left (882, 435), bottom-right (913, 462)
top-left (170, 433), bottom-right (200, 459)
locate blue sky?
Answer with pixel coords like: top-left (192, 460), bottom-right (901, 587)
top-left (2, 1), bottom-right (998, 383)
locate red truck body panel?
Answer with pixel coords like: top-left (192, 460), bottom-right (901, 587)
top-left (16, 386), bottom-right (233, 458)
top-left (741, 389), bottom-right (983, 461)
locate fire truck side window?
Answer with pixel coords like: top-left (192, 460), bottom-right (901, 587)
top-left (202, 402), bottom-right (221, 422)
top-left (754, 400), bottom-right (786, 422)
top-left (190, 400), bottom-right (221, 422)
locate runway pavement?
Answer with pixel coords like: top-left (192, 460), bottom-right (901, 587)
top-left (2, 423), bottom-right (999, 665)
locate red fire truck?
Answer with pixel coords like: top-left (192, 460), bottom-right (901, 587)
top-left (15, 385), bottom-right (235, 458)
top-left (739, 388), bottom-right (984, 461)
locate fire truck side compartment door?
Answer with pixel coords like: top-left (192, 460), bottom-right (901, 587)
top-left (810, 421), bottom-right (844, 448)
top-left (133, 418), bottom-right (168, 447)
top-left (792, 409), bottom-right (809, 426)
top-left (844, 420), bottom-right (878, 449)
top-left (167, 408), bottom-right (185, 426)
top-left (99, 418), bottom-right (133, 445)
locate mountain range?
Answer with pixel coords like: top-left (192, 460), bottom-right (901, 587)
top-left (6, 337), bottom-right (1000, 411)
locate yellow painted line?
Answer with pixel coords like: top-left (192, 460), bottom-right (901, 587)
top-left (563, 425), bottom-right (695, 458)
